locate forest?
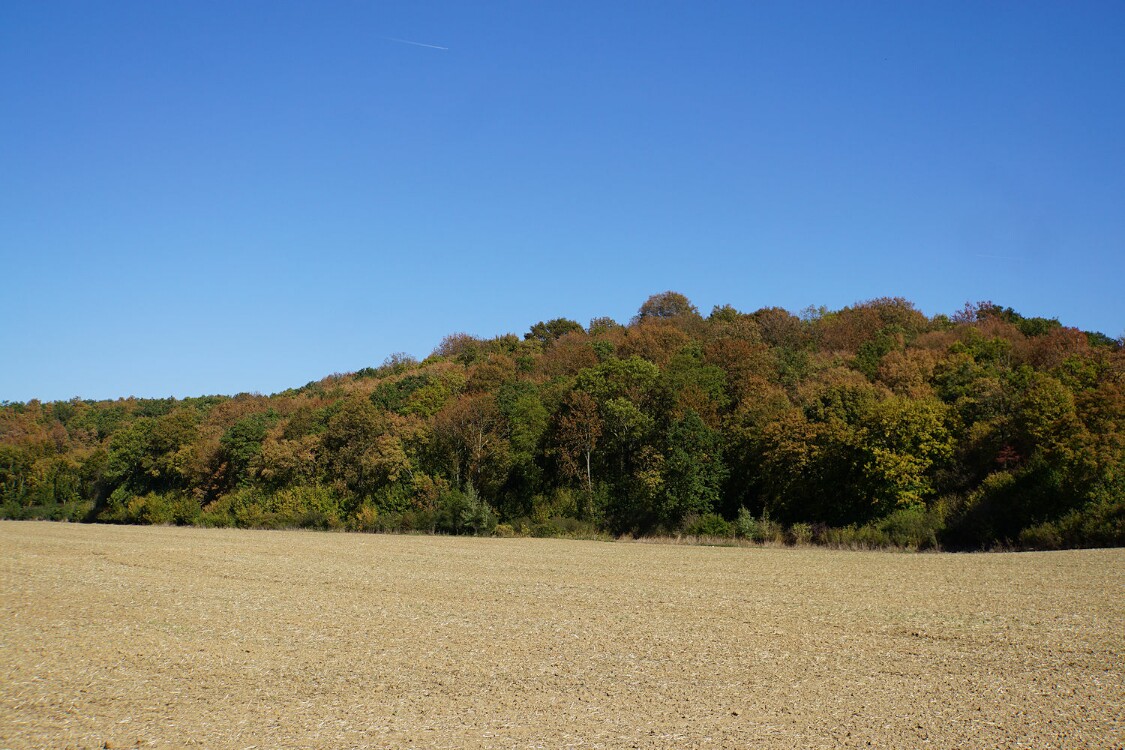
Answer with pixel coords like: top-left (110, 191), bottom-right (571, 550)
top-left (2, 294), bottom-right (1122, 550)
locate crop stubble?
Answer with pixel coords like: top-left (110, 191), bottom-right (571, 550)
top-left (0, 522), bottom-right (1121, 749)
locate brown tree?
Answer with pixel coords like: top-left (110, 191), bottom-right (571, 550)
top-left (554, 391), bottom-right (602, 493)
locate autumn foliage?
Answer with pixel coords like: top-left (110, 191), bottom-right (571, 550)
top-left (2, 295), bottom-right (1122, 549)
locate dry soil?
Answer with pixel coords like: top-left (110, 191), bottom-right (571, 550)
top-left (1, 521), bottom-right (1122, 749)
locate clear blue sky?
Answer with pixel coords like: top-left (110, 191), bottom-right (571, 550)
top-left (3, 1), bottom-right (1123, 402)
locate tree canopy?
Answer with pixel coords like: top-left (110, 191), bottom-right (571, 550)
top-left (3, 293), bottom-right (1121, 549)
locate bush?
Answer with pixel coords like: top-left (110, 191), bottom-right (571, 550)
top-left (527, 516), bottom-right (604, 539)
top-left (100, 491), bottom-right (187, 525)
top-left (530, 488), bottom-right (579, 524)
top-left (734, 508), bottom-right (784, 542)
top-left (402, 508), bottom-right (438, 533)
top-left (735, 507), bottom-right (758, 539)
top-left (1, 499), bottom-right (95, 522)
top-left (758, 513), bottom-right (785, 543)
top-left (434, 485), bottom-right (497, 536)
top-left (554, 516), bottom-right (605, 539)
top-left (273, 485), bottom-right (345, 529)
top-left (198, 496), bottom-right (236, 527)
top-left (1021, 488), bottom-right (1125, 549)
top-left (530, 518), bottom-right (562, 538)
top-left (197, 485), bottom-right (344, 530)
top-left (877, 506), bottom-right (943, 549)
top-left (1068, 492), bottom-right (1125, 547)
top-left (57, 500), bottom-right (96, 522)
top-left (1018, 522), bottom-right (1062, 550)
top-left (788, 522), bottom-right (813, 545)
top-left (507, 517), bottom-right (534, 536)
top-left (822, 524), bottom-right (889, 549)
top-left (816, 507), bottom-right (945, 550)
top-left (684, 513), bottom-right (733, 538)
top-left (351, 504), bottom-right (380, 533)
top-left (295, 507), bottom-right (339, 531)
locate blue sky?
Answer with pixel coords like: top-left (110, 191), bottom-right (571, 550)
top-left (2, 1), bottom-right (1123, 402)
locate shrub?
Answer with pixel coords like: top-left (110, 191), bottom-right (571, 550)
top-left (0, 500), bottom-right (94, 522)
top-left (757, 513), bottom-right (785, 544)
top-left (526, 516), bottom-right (604, 539)
top-left (100, 492), bottom-right (179, 525)
top-left (822, 524), bottom-right (889, 549)
top-left (735, 507), bottom-right (758, 540)
top-left (198, 496), bottom-right (236, 527)
top-left (196, 485), bottom-right (344, 530)
top-left (404, 508), bottom-right (437, 533)
top-left (816, 509), bottom-right (947, 550)
top-left (788, 522), bottom-right (813, 545)
top-left (167, 495), bottom-right (201, 526)
top-left (351, 504), bottom-right (380, 533)
top-left (272, 485), bottom-right (345, 529)
top-left (435, 485), bottom-right (496, 536)
top-left (876, 506), bottom-right (944, 549)
top-left (530, 488), bottom-right (578, 524)
top-left (373, 508), bottom-right (438, 533)
top-left (296, 507), bottom-right (340, 531)
top-left (684, 513), bottom-right (733, 538)
top-left (531, 518), bottom-right (562, 538)
top-left (553, 516), bottom-right (605, 539)
top-left (1070, 493), bottom-right (1125, 547)
top-left (733, 508), bottom-right (783, 542)
top-left (507, 517), bottom-right (534, 536)
top-left (1018, 522), bottom-right (1062, 550)
top-left (1022, 488), bottom-right (1125, 549)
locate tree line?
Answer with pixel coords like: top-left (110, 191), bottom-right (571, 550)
top-left (2, 293), bottom-right (1122, 549)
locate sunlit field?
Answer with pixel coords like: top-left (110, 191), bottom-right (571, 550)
top-left (2, 522), bottom-right (1121, 749)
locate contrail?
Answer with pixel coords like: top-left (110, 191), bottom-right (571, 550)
top-left (385, 37), bottom-right (449, 51)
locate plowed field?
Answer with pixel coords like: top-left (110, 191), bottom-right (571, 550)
top-left (1, 522), bottom-right (1121, 749)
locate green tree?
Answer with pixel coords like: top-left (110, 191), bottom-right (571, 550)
top-left (758, 383), bottom-right (953, 525)
top-left (104, 409), bottom-right (198, 498)
top-left (525, 318), bottom-right (585, 346)
top-left (322, 397), bottom-right (385, 499)
top-left (632, 291), bottom-right (699, 323)
top-left (219, 411), bottom-right (279, 488)
top-left (661, 409), bottom-right (726, 526)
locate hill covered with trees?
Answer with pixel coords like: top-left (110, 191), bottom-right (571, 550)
top-left (2, 294), bottom-right (1122, 549)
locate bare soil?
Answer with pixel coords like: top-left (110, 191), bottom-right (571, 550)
top-left (1, 521), bottom-right (1122, 749)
